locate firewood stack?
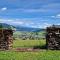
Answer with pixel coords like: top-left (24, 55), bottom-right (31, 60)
top-left (46, 25), bottom-right (60, 50)
top-left (0, 29), bottom-right (13, 50)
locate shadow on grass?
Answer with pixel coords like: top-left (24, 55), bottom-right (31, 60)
top-left (33, 45), bottom-right (46, 49)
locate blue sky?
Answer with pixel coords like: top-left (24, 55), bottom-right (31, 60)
top-left (0, 0), bottom-right (60, 28)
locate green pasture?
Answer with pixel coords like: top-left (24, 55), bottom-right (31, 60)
top-left (0, 50), bottom-right (60, 60)
top-left (13, 39), bottom-right (46, 48)
top-left (0, 39), bottom-right (60, 60)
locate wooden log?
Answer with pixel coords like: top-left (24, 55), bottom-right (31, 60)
top-left (46, 26), bottom-right (60, 50)
top-left (0, 29), bottom-right (13, 50)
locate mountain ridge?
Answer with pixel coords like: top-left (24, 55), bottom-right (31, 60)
top-left (0, 23), bottom-right (45, 32)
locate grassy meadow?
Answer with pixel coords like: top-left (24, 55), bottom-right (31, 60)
top-left (13, 39), bottom-right (46, 48)
top-left (0, 50), bottom-right (60, 60)
top-left (0, 39), bottom-right (60, 60)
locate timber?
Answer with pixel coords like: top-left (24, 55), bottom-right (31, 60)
top-left (46, 25), bottom-right (60, 50)
top-left (0, 29), bottom-right (13, 50)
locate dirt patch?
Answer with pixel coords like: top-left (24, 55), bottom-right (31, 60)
top-left (13, 48), bottom-right (44, 52)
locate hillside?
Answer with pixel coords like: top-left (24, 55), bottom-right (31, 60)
top-left (14, 25), bottom-right (45, 32)
top-left (0, 23), bottom-right (45, 32)
top-left (0, 23), bottom-right (15, 30)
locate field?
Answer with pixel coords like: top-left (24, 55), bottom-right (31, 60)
top-left (13, 39), bottom-right (46, 48)
top-left (0, 40), bottom-right (60, 60)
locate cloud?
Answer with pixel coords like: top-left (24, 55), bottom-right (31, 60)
top-left (43, 23), bottom-right (51, 28)
top-left (51, 14), bottom-right (60, 18)
top-left (0, 18), bottom-right (35, 26)
top-left (0, 19), bottom-right (24, 25)
top-left (20, 9), bottom-right (47, 12)
top-left (56, 14), bottom-right (60, 18)
top-left (0, 18), bottom-right (53, 28)
top-left (33, 23), bottom-right (51, 28)
top-left (0, 18), bottom-right (38, 28)
top-left (0, 0), bottom-right (59, 15)
top-left (1, 7), bottom-right (7, 11)
top-left (51, 16), bottom-right (55, 18)
top-left (14, 8), bottom-right (54, 13)
top-left (57, 14), bottom-right (60, 17)
top-left (12, 21), bottom-right (24, 25)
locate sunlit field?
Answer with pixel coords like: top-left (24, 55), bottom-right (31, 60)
top-left (0, 39), bottom-right (60, 60)
top-left (0, 50), bottom-right (60, 60)
top-left (13, 39), bottom-right (46, 48)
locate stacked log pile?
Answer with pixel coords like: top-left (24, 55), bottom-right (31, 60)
top-left (0, 30), bottom-right (13, 50)
top-left (46, 26), bottom-right (60, 50)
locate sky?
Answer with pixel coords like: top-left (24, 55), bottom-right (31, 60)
top-left (0, 0), bottom-right (60, 28)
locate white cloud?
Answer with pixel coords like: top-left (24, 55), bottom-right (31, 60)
top-left (0, 18), bottom-right (52, 28)
top-left (30, 23), bottom-right (51, 28)
top-left (57, 14), bottom-right (60, 17)
top-left (0, 19), bottom-right (35, 26)
top-left (51, 14), bottom-right (60, 19)
top-left (0, 19), bottom-right (13, 22)
top-left (11, 7), bottom-right (51, 13)
top-left (21, 9), bottom-right (46, 12)
top-left (51, 16), bottom-right (55, 18)
top-left (44, 23), bottom-right (51, 27)
top-left (0, 19), bottom-right (24, 25)
top-left (12, 21), bottom-right (24, 25)
top-left (1, 7), bottom-right (7, 11)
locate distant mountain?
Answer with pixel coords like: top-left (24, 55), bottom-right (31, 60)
top-left (14, 25), bottom-right (45, 32)
top-left (0, 23), bottom-right (16, 30)
top-left (0, 23), bottom-right (45, 32)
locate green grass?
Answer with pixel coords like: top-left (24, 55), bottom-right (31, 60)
top-left (0, 50), bottom-right (60, 60)
top-left (0, 40), bottom-right (60, 60)
top-left (13, 39), bottom-right (46, 48)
